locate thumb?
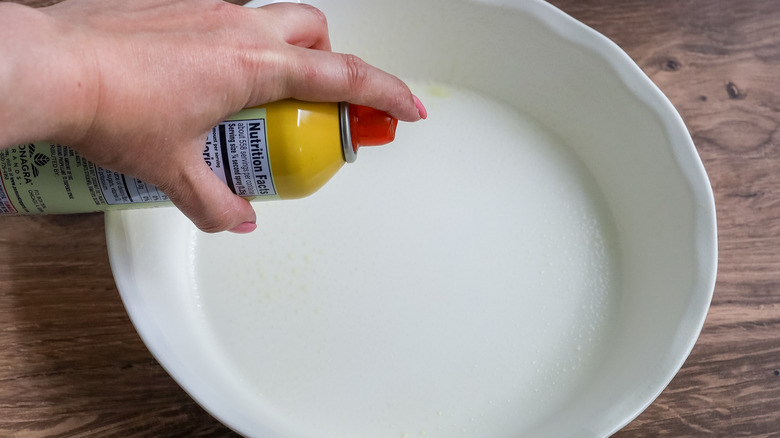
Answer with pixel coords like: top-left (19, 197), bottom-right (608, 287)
top-left (160, 152), bottom-right (257, 234)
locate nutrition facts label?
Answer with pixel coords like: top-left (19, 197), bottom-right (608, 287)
top-left (95, 117), bottom-right (275, 205)
top-left (96, 167), bottom-right (169, 205)
top-left (205, 119), bottom-right (276, 197)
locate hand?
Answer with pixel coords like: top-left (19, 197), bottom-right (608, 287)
top-left (1, 0), bottom-right (425, 233)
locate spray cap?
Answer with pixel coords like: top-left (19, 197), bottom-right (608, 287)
top-left (340, 103), bottom-right (398, 163)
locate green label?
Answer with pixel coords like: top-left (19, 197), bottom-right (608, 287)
top-left (0, 143), bottom-right (109, 214)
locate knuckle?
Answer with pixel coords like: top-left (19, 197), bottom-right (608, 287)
top-left (158, 178), bottom-right (235, 234)
top-left (193, 207), bottom-right (236, 234)
top-left (299, 4), bottom-right (329, 29)
top-left (341, 54), bottom-right (369, 93)
top-left (195, 215), bottom-right (231, 234)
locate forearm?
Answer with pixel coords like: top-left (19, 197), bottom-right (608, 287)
top-left (0, 2), bottom-right (96, 148)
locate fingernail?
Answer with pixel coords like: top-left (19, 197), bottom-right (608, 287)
top-left (229, 221), bottom-right (257, 234)
top-left (413, 95), bottom-right (428, 120)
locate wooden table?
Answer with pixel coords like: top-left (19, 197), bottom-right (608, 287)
top-left (2, 0), bottom-right (778, 436)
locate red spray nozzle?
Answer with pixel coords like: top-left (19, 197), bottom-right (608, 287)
top-left (339, 103), bottom-right (398, 163)
top-left (349, 104), bottom-right (398, 150)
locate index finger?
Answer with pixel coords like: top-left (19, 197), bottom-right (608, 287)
top-left (281, 48), bottom-right (422, 122)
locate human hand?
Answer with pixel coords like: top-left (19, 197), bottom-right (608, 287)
top-left (1, 0), bottom-right (425, 233)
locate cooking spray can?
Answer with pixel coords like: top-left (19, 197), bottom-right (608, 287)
top-left (0, 100), bottom-right (397, 214)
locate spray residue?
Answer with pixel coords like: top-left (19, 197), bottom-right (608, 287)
top-left (194, 82), bottom-right (621, 438)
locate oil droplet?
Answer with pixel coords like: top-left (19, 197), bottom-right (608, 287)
top-left (427, 84), bottom-right (451, 98)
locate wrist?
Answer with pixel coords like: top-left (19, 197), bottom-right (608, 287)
top-left (0, 2), bottom-right (98, 147)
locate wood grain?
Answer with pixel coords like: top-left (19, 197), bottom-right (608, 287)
top-left (2, 0), bottom-right (780, 437)
top-left (0, 214), bottom-right (236, 437)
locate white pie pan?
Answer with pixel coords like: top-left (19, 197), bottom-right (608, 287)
top-left (106, 0), bottom-right (717, 436)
